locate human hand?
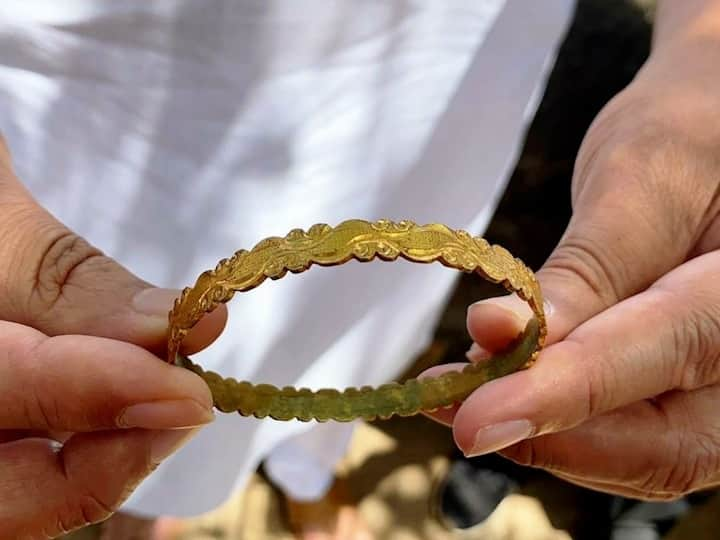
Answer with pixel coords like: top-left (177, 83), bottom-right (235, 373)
top-left (423, 39), bottom-right (720, 500)
top-left (0, 136), bottom-right (227, 538)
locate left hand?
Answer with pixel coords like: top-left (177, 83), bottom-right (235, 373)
top-left (423, 36), bottom-right (720, 500)
top-left (0, 137), bottom-right (227, 538)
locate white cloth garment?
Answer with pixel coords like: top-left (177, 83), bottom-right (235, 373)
top-left (0, 0), bottom-right (574, 516)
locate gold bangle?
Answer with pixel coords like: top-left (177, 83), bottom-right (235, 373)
top-left (168, 219), bottom-right (546, 422)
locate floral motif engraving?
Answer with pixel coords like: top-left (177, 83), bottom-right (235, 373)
top-left (168, 219), bottom-right (547, 421)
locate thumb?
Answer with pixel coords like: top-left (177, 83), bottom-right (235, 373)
top-left (451, 132), bottom-right (710, 456)
top-left (0, 136), bottom-right (226, 354)
top-left (469, 139), bottom-right (702, 348)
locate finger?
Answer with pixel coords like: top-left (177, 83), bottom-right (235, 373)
top-left (453, 251), bottom-right (720, 456)
top-left (0, 150), bottom-right (226, 354)
top-left (0, 321), bottom-right (214, 431)
top-left (466, 301), bottom-right (529, 352)
top-left (418, 363), bottom-right (466, 426)
top-left (498, 385), bottom-right (720, 498)
top-left (464, 302), bottom-right (527, 370)
top-left (468, 129), bottom-right (713, 346)
top-left (0, 427), bottom-right (199, 538)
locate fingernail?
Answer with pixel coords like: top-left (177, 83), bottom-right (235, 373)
top-left (465, 419), bottom-right (534, 457)
top-left (132, 288), bottom-right (181, 318)
top-left (151, 428), bottom-right (200, 464)
top-left (118, 399), bottom-right (214, 429)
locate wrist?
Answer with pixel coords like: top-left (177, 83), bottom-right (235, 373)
top-left (629, 39), bottom-right (720, 145)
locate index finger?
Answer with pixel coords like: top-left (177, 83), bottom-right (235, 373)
top-left (0, 321), bottom-right (214, 431)
top-left (452, 250), bottom-right (720, 456)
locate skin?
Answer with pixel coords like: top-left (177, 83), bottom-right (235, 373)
top-left (423, 0), bottom-right (720, 501)
top-left (2, 0), bottom-right (720, 534)
top-left (0, 137), bottom-right (228, 538)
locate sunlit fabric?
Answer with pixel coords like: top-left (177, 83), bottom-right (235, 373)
top-left (0, 0), bottom-right (575, 516)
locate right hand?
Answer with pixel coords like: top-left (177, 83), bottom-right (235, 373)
top-left (0, 136), bottom-right (228, 538)
top-left (422, 43), bottom-right (720, 500)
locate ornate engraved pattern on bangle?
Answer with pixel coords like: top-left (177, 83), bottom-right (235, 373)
top-left (167, 219), bottom-right (546, 422)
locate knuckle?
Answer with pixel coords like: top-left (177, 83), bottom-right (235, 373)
top-left (643, 437), bottom-right (719, 497)
top-left (501, 438), bottom-right (549, 469)
top-left (582, 355), bottom-right (610, 419)
top-left (639, 399), bottom-right (720, 497)
top-left (577, 111), bottom-right (659, 195)
top-left (544, 232), bottom-right (623, 310)
top-left (32, 389), bottom-right (61, 429)
top-left (557, 340), bottom-right (612, 421)
top-left (46, 439), bottom-right (156, 537)
top-left (585, 114), bottom-right (680, 188)
top-left (671, 303), bottom-right (720, 390)
top-left (19, 344), bottom-right (64, 429)
top-left (54, 492), bottom-right (116, 537)
top-left (51, 511), bottom-right (83, 538)
top-left (672, 428), bottom-right (720, 494)
top-left (29, 230), bottom-right (103, 312)
top-left (583, 121), bottom-right (709, 241)
top-left (637, 455), bottom-right (685, 497)
top-left (635, 401), bottom-right (688, 496)
top-left (74, 492), bottom-right (116, 526)
top-left (21, 338), bottom-right (115, 430)
top-left (595, 139), bottom-right (647, 184)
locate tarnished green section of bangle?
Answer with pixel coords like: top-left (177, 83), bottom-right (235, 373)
top-left (175, 317), bottom-right (540, 422)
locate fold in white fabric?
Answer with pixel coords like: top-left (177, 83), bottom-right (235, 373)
top-left (0, 0), bottom-right (574, 516)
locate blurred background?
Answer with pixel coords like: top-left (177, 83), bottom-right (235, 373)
top-left (66, 0), bottom-right (720, 538)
